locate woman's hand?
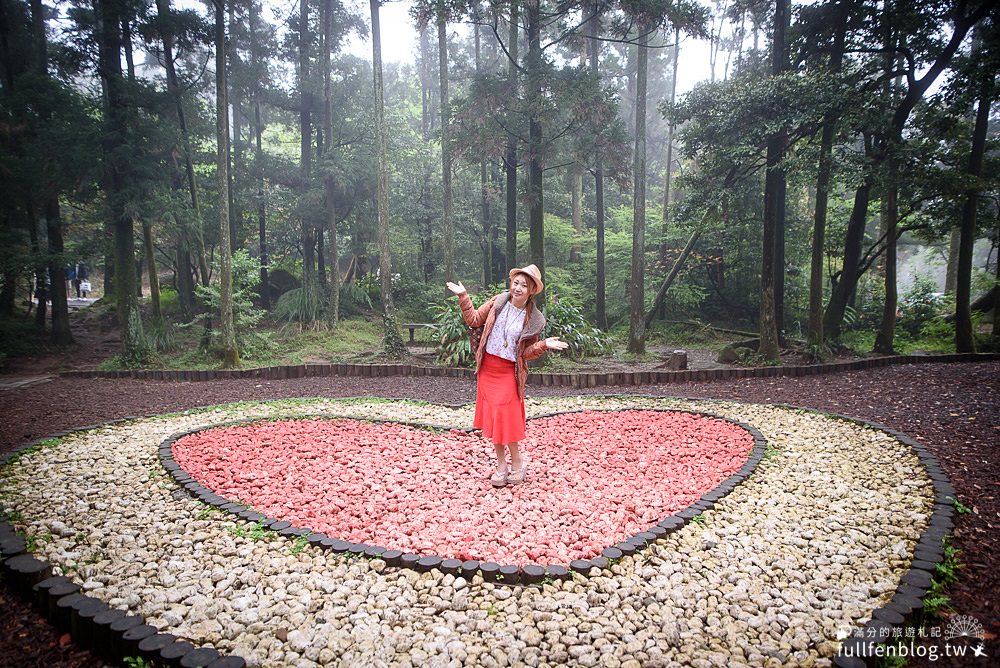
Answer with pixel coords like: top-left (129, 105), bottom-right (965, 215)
top-left (544, 336), bottom-right (569, 351)
top-left (445, 281), bottom-right (466, 296)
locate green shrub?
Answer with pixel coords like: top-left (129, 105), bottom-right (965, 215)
top-left (0, 316), bottom-right (42, 361)
top-left (192, 250), bottom-right (272, 358)
top-left (732, 347), bottom-right (780, 367)
top-left (432, 291), bottom-right (494, 367)
top-left (146, 318), bottom-right (177, 352)
top-left (394, 281), bottom-right (445, 322)
top-left (543, 290), bottom-right (614, 360)
top-left (844, 276), bottom-right (885, 332)
top-left (158, 287), bottom-right (181, 316)
top-left (273, 287), bottom-right (323, 324)
top-left (339, 281), bottom-right (380, 318)
top-left (898, 275), bottom-right (949, 336)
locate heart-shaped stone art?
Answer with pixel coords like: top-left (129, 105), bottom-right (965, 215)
top-left (171, 409), bottom-right (755, 564)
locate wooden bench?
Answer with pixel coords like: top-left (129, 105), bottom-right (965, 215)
top-left (401, 323), bottom-right (436, 344)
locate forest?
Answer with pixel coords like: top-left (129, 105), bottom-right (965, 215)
top-left (1, 0), bottom-right (998, 370)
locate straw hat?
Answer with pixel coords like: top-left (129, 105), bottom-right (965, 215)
top-left (509, 264), bottom-right (543, 294)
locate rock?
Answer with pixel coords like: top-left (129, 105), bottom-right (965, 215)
top-left (521, 629), bottom-right (543, 647)
top-left (656, 350), bottom-right (687, 371)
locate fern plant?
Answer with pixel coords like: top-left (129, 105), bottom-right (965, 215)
top-left (432, 291), bottom-right (493, 367)
top-left (188, 250), bottom-right (272, 358)
top-left (273, 287), bottom-right (323, 324)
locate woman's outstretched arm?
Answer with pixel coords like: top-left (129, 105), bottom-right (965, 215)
top-left (447, 281), bottom-right (494, 328)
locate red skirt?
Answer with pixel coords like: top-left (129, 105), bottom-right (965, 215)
top-left (473, 353), bottom-right (526, 444)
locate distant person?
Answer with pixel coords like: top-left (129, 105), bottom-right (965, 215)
top-left (33, 268), bottom-right (50, 311)
top-left (446, 265), bottom-right (569, 487)
top-left (75, 262), bottom-right (90, 298)
top-left (67, 264), bottom-right (77, 297)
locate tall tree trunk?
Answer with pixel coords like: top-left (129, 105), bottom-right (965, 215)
top-left (299, 0), bottom-right (316, 322)
top-left (490, 163), bottom-right (502, 281)
top-left (256, 110), bottom-right (268, 308)
top-left (142, 219), bottom-right (161, 322)
top-left (526, 0), bottom-right (545, 304)
top-left (103, 243), bottom-right (115, 301)
top-left (476, 23), bottom-right (492, 285)
top-left (807, 2), bottom-right (846, 351)
top-left (945, 227), bottom-right (960, 293)
top-left (155, 0), bottom-right (208, 287)
top-left (122, 21), bottom-right (142, 305)
top-left (370, 0), bottom-right (405, 357)
top-left (808, 118), bottom-right (835, 351)
top-left (874, 159), bottom-right (898, 354)
top-left (417, 26), bottom-right (434, 279)
top-left (216, 0), bottom-right (238, 367)
top-left (135, 245), bottom-right (143, 298)
top-left (824, 178), bottom-right (872, 340)
top-left (660, 28), bottom-right (679, 266)
top-left (504, 0), bottom-right (519, 274)
top-left (873, 8), bottom-right (902, 355)
top-left (325, 180), bottom-right (339, 328)
top-left (772, 141), bottom-right (787, 342)
top-left (758, 0), bottom-right (788, 362)
top-left (96, 0), bottom-right (147, 364)
top-left (122, 16), bottom-right (135, 79)
top-left (419, 24), bottom-right (431, 138)
top-left (31, 0), bottom-right (72, 344)
top-left (570, 165), bottom-right (582, 263)
top-left (438, 6), bottom-right (454, 284)
top-left (645, 229), bottom-right (701, 329)
top-left (323, 0), bottom-right (338, 328)
top-left (993, 212), bottom-right (1000, 346)
top-left (627, 24), bottom-right (648, 354)
top-left (956, 47), bottom-right (992, 353)
top-left (28, 204), bottom-right (47, 331)
top-left (624, 42), bottom-right (636, 138)
top-left (175, 229), bottom-right (195, 318)
top-left (0, 213), bottom-right (16, 315)
top-left (29, 0), bottom-right (45, 77)
top-left (317, 223), bottom-right (326, 288)
top-left (248, 0), bottom-right (268, 309)
top-left (228, 0), bottom-right (242, 252)
top-left (656, 27), bottom-right (680, 321)
top-left (589, 1), bottom-right (606, 329)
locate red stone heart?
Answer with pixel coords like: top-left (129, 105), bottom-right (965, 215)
top-left (172, 410), bottom-right (753, 564)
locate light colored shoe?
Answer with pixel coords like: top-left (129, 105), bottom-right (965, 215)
top-left (491, 464), bottom-right (508, 487)
top-left (507, 461), bottom-right (527, 485)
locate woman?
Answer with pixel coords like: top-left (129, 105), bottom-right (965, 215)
top-left (446, 264), bottom-right (568, 487)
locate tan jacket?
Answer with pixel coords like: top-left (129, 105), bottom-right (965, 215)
top-left (459, 291), bottom-right (548, 399)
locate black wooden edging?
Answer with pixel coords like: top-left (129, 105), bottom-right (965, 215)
top-left (159, 408), bottom-right (768, 585)
top-left (58, 352), bottom-right (1000, 385)
top-left (0, 433), bottom-right (247, 668)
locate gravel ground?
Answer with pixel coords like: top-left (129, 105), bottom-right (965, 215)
top-left (1, 362), bottom-right (997, 667)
